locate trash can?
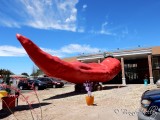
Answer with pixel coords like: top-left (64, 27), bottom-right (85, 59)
top-left (144, 79), bottom-right (148, 86)
top-left (2, 95), bottom-right (16, 109)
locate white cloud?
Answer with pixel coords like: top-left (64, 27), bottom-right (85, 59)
top-left (0, 44), bottom-right (103, 57)
top-left (41, 47), bottom-right (64, 58)
top-left (99, 22), bottom-right (111, 35)
top-left (61, 44), bottom-right (100, 54)
top-left (0, 19), bottom-right (20, 28)
top-left (82, 4), bottom-right (87, 11)
top-left (121, 27), bottom-right (129, 37)
top-left (0, 0), bottom-right (78, 31)
top-left (77, 27), bottom-right (85, 33)
top-left (0, 46), bottom-right (26, 56)
top-left (65, 15), bottom-right (76, 23)
top-left (89, 21), bottom-right (116, 36)
top-left (0, 45), bottom-right (64, 57)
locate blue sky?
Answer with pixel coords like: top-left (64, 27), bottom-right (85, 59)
top-left (0, 0), bottom-right (160, 75)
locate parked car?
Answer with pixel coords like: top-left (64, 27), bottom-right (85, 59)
top-left (32, 80), bottom-right (47, 90)
top-left (18, 80), bottom-right (34, 90)
top-left (138, 89), bottom-right (160, 120)
top-left (18, 79), bottom-right (47, 90)
top-left (156, 79), bottom-right (160, 88)
top-left (37, 77), bottom-right (64, 88)
top-left (50, 78), bottom-right (64, 88)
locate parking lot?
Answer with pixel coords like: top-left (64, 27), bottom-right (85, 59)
top-left (0, 84), bottom-right (158, 120)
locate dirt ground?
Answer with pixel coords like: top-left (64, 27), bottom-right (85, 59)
top-left (0, 84), bottom-right (158, 120)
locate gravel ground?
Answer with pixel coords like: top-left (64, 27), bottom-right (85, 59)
top-left (0, 84), bottom-right (158, 120)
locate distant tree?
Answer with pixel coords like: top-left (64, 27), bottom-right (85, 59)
top-left (30, 65), bottom-right (44, 77)
top-left (21, 72), bottom-right (29, 77)
top-left (0, 69), bottom-right (14, 85)
top-left (36, 69), bottom-right (44, 75)
top-left (30, 65), bottom-right (37, 76)
top-left (0, 69), bottom-right (14, 76)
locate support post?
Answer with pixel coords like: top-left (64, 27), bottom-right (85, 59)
top-left (121, 57), bottom-right (126, 85)
top-left (148, 55), bottom-right (154, 84)
top-left (98, 59), bottom-right (101, 63)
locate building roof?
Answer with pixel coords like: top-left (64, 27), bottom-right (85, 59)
top-left (10, 75), bottom-right (28, 78)
top-left (62, 46), bottom-right (160, 62)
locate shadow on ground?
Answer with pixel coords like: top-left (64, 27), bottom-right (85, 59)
top-left (43, 91), bottom-right (86, 101)
top-left (43, 85), bottom-right (127, 101)
top-left (102, 85), bottom-right (127, 90)
top-left (0, 102), bottom-right (51, 119)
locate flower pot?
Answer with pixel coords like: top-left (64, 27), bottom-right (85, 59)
top-left (85, 96), bottom-right (94, 106)
top-left (2, 95), bottom-right (16, 109)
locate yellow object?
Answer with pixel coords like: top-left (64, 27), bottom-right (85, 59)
top-left (0, 91), bottom-right (8, 98)
top-left (85, 96), bottom-right (94, 106)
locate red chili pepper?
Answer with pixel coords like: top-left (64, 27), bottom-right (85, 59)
top-left (16, 34), bottom-right (121, 84)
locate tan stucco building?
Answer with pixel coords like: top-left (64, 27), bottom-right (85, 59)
top-left (63, 46), bottom-right (160, 85)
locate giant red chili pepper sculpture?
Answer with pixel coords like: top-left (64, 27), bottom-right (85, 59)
top-left (16, 34), bottom-right (121, 84)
